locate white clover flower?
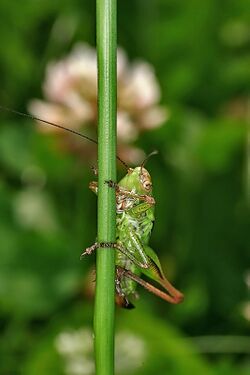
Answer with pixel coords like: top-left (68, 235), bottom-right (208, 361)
top-left (55, 328), bottom-right (93, 356)
top-left (115, 330), bottom-right (147, 373)
top-left (242, 302), bottom-right (250, 321)
top-left (13, 187), bottom-right (58, 232)
top-left (242, 271), bottom-right (250, 321)
top-left (54, 327), bottom-right (147, 375)
top-left (244, 270), bottom-right (250, 289)
top-left (29, 43), bottom-right (168, 164)
top-left (55, 328), bottom-right (95, 375)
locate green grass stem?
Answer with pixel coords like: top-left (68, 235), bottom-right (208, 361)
top-left (94, 0), bottom-right (117, 374)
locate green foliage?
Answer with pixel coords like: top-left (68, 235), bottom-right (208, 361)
top-left (0, 1), bottom-right (249, 374)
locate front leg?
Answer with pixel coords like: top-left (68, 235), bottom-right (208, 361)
top-left (105, 180), bottom-right (155, 205)
top-left (90, 180), bottom-right (155, 206)
top-left (91, 166), bottom-right (98, 176)
top-left (89, 181), bottom-right (98, 194)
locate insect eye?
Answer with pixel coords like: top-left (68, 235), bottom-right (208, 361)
top-left (144, 181), bottom-right (152, 190)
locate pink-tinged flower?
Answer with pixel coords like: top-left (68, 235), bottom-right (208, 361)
top-left (29, 43), bottom-right (168, 164)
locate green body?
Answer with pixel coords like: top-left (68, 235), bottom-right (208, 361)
top-left (90, 166), bottom-right (183, 306)
top-left (116, 169), bottom-right (155, 298)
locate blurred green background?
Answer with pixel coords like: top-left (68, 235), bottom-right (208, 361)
top-left (0, 1), bottom-right (249, 374)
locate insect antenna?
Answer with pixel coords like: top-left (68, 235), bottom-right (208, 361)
top-left (0, 105), bottom-right (129, 170)
top-left (140, 150), bottom-right (158, 173)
